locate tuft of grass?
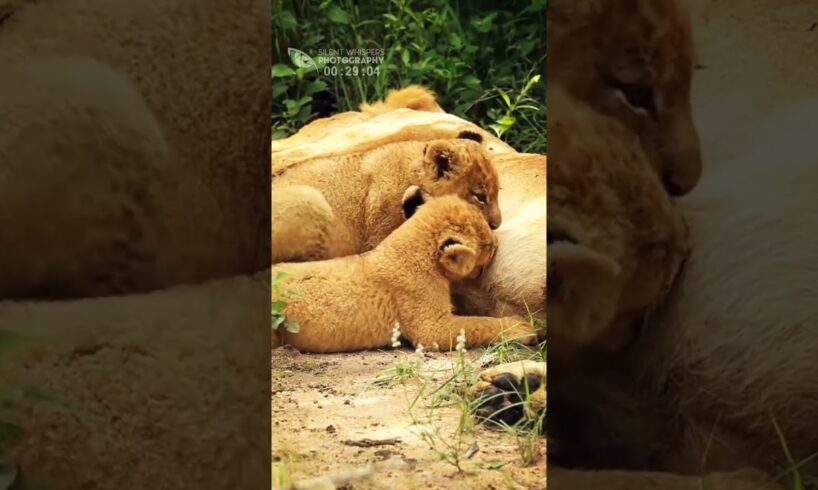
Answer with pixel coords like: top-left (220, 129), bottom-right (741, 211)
top-left (378, 316), bottom-right (545, 472)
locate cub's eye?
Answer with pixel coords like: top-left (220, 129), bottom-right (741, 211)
top-left (472, 192), bottom-right (487, 204)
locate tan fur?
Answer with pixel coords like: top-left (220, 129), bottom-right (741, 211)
top-left (272, 196), bottom-right (536, 353)
top-left (549, 0), bottom-right (702, 196)
top-left (271, 138), bottom-right (502, 263)
top-left (0, 274), bottom-right (270, 489)
top-left (0, 0), bottom-right (270, 299)
top-left (359, 84), bottom-right (443, 116)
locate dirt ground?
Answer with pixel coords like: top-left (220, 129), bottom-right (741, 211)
top-left (272, 347), bottom-right (545, 489)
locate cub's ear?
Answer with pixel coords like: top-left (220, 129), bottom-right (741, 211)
top-left (402, 185), bottom-right (426, 219)
top-left (438, 237), bottom-right (478, 279)
top-left (424, 142), bottom-right (456, 179)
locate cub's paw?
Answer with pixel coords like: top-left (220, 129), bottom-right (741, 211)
top-left (472, 360), bottom-right (545, 428)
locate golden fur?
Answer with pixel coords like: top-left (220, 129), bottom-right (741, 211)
top-left (271, 137), bottom-right (502, 263)
top-left (273, 196), bottom-right (536, 353)
top-left (0, 0), bottom-right (270, 299)
top-left (549, 0), bottom-right (702, 196)
top-left (359, 84), bottom-right (443, 116)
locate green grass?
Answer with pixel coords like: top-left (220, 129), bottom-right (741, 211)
top-left (272, 0), bottom-right (546, 153)
top-left (376, 316), bottom-right (545, 471)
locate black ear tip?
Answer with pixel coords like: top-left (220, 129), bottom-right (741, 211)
top-left (457, 130), bottom-right (483, 143)
top-left (402, 187), bottom-right (425, 219)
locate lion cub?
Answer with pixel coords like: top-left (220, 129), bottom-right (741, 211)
top-left (273, 196), bottom-right (536, 353)
top-left (271, 133), bottom-right (501, 263)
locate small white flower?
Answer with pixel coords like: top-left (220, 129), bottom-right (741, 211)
top-left (391, 321), bottom-right (402, 348)
top-left (455, 328), bottom-right (467, 354)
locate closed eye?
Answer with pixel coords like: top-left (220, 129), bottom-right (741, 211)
top-left (606, 76), bottom-right (656, 116)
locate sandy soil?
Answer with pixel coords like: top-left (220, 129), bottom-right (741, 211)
top-left (271, 347), bottom-right (545, 489)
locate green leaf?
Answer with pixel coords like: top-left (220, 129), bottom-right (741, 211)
top-left (462, 75), bottom-right (481, 87)
top-left (271, 64), bottom-right (296, 78)
top-left (471, 12), bottom-right (498, 33)
top-left (499, 115), bottom-right (517, 126)
top-left (401, 49), bottom-right (410, 66)
top-left (278, 11), bottom-right (297, 31)
top-left (497, 88), bottom-right (512, 108)
top-left (286, 319), bottom-right (300, 334)
top-left (297, 105), bottom-right (312, 123)
top-left (303, 80), bottom-right (328, 96)
top-left (327, 5), bottom-right (350, 24)
top-left (486, 460), bottom-right (508, 470)
top-left (272, 84), bottom-right (288, 100)
top-left (271, 129), bottom-right (289, 140)
top-left (271, 300), bottom-right (287, 312)
top-left (488, 123), bottom-right (506, 138)
top-left (272, 315), bottom-right (285, 330)
top-left (302, 34), bottom-right (324, 48)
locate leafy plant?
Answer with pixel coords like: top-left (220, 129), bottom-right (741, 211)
top-left (272, 0), bottom-right (546, 153)
top-left (272, 271), bottom-right (301, 334)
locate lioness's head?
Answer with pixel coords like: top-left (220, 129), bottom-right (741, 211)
top-left (549, 0), bottom-right (701, 196)
top-left (416, 132), bottom-right (502, 229)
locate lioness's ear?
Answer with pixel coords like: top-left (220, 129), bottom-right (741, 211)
top-left (438, 237), bottom-right (478, 279)
top-left (424, 142), bottom-right (456, 179)
top-left (402, 185), bottom-right (426, 219)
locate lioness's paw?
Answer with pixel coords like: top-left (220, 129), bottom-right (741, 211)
top-left (472, 360), bottom-right (545, 427)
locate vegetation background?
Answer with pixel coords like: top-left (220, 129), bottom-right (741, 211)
top-left (272, 0), bottom-right (546, 153)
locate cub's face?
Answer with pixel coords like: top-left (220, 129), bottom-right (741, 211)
top-left (549, 0), bottom-right (701, 196)
top-left (407, 195), bottom-right (498, 282)
top-left (419, 132), bottom-right (502, 229)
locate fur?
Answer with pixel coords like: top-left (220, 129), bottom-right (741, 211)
top-left (273, 196), bottom-right (537, 353)
top-left (0, 0), bottom-right (270, 299)
top-left (271, 137), bottom-right (502, 263)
